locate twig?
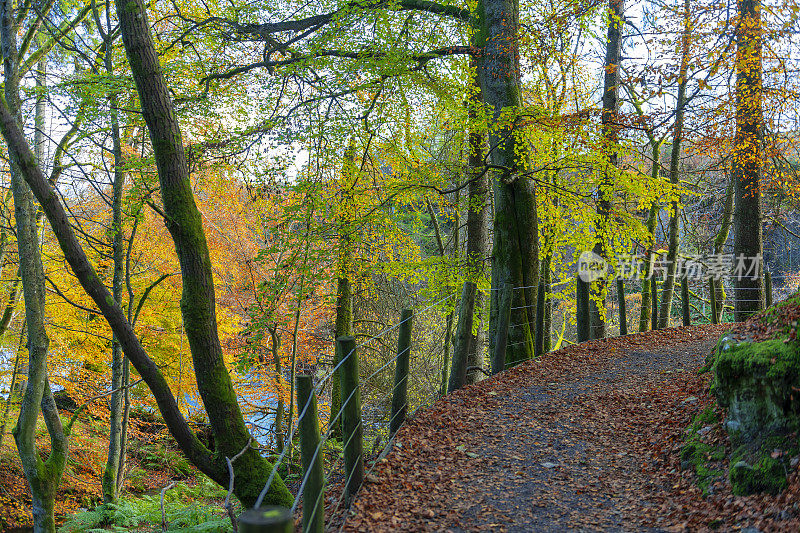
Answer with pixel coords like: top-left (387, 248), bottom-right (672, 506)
top-left (224, 438), bottom-right (252, 532)
top-left (160, 481), bottom-right (176, 532)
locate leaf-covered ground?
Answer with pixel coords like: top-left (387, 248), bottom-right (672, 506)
top-left (341, 324), bottom-right (800, 532)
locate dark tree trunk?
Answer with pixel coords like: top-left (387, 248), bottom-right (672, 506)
top-left (113, 0), bottom-right (292, 506)
top-left (733, 0), bottom-right (764, 320)
top-left (592, 0), bottom-right (625, 339)
top-left (478, 0), bottom-right (539, 367)
top-left (0, 0), bottom-right (292, 508)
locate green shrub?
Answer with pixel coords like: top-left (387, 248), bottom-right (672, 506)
top-left (59, 479), bottom-right (232, 533)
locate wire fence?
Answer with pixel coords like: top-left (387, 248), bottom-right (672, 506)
top-left (240, 291), bottom-right (456, 532)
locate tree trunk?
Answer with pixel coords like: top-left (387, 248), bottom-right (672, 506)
top-left (733, 0), bottom-right (764, 321)
top-left (3, 7), bottom-right (67, 528)
top-left (639, 143), bottom-right (662, 332)
top-left (713, 173), bottom-right (735, 319)
top-left (592, 0), bottom-right (625, 340)
top-left (102, 7), bottom-right (128, 499)
top-left (465, 65), bottom-right (489, 385)
top-left (657, 0), bottom-right (690, 329)
top-left (330, 139), bottom-right (356, 440)
top-left (478, 0), bottom-right (539, 367)
top-left (0, 319), bottom-right (25, 450)
top-left (269, 327), bottom-right (285, 453)
top-left (114, 0), bottom-right (293, 505)
top-left (541, 257), bottom-right (552, 352)
top-left (0, 0), bottom-right (293, 507)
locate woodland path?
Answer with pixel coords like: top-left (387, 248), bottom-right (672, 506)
top-left (340, 324), bottom-right (799, 532)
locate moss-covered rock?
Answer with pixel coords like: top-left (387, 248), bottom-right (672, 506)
top-left (713, 338), bottom-right (800, 441)
top-left (681, 407), bottom-right (726, 495)
top-left (711, 331), bottom-right (800, 495)
top-left (729, 454), bottom-right (788, 496)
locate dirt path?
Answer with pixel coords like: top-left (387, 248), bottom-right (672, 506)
top-left (341, 325), bottom-right (799, 532)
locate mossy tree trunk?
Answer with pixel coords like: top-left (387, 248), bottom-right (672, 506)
top-left (101, 2), bottom-right (128, 501)
top-left (330, 139), bottom-right (356, 440)
top-left (478, 0), bottom-right (539, 368)
top-left (657, 0), bottom-right (690, 329)
top-left (465, 64), bottom-right (489, 384)
top-left (114, 0), bottom-right (292, 505)
top-left (2, 4), bottom-right (71, 529)
top-left (0, 0), bottom-right (293, 508)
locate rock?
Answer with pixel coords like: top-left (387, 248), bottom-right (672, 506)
top-left (729, 454), bottom-right (787, 496)
top-left (53, 389), bottom-right (79, 411)
top-left (713, 338), bottom-right (800, 443)
top-left (698, 425), bottom-right (712, 436)
top-left (725, 419), bottom-right (742, 433)
top-left (791, 457), bottom-right (799, 468)
top-left (540, 462), bottom-right (558, 469)
top-left (712, 334), bottom-right (800, 495)
top-left (740, 528), bottom-right (762, 533)
top-left (681, 396), bottom-right (698, 405)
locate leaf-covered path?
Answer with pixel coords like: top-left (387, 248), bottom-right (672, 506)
top-left (341, 324), bottom-right (800, 532)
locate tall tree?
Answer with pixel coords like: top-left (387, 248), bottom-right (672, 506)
top-left (330, 138), bottom-right (357, 439)
top-left (1, 1), bottom-right (90, 528)
top-left (592, 0), bottom-right (625, 339)
top-left (96, 0), bottom-right (128, 501)
top-left (479, 0), bottom-right (540, 368)
top-left (658, 0), bottom-right (691, 328)
top-left (0, 0), bottom-right (293, 508)
top-left (732, 0), bottom-right (764, 320)
top-left (464, 65), bottom-right (489, 383)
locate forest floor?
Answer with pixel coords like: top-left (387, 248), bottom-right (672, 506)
top-left (0, 406), bottom-right (234, 531)
top-left (342, 324), bottom-right (800, 533)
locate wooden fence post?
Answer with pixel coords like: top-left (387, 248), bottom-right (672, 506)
top-left (681, 275), bottom-right (691, 326)
top-left (535, 281), bottom-right (545, 356)
top-left (491, 283), bottom-right (512, 375)
top-left (616, 277), bottom-right (627, 336)
top-left (651, 277), bottom-right (659, 330)
top-left (709, 278), bottom-right (719, 324)
top-left (448, 281), bottom-right (476, 393)
top-left (239, 507), bottom-right (294, 533)
top-left (297, 375), bottom-right (324, 533)
top-left (337, 336), bottom-right (363, 505)
top-left (576, 274), bottom-right (590, 342)
top-left (765, 271), bottom-right (773, 308)
top-left (390, 309), bottom-right (413, 437)
top-left (439, 311), bottom-right (453, 396)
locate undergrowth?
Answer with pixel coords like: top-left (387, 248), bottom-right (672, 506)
top-left (681, 406), bottom-right (727, 495)
top-left (59, 477), bottom-right (234, 533)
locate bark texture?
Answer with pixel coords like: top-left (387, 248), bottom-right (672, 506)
top-left (732, 0), bottom-right (764, 321)
top-left (113, 0), bottom-right (292, 505)
top-left (478, 0), bottom-right (539, 367)
top-left (465, 65), bottom-right (489, 384)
